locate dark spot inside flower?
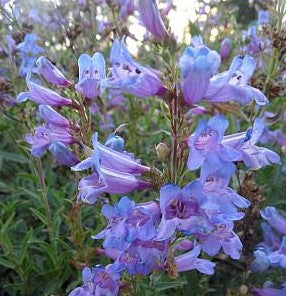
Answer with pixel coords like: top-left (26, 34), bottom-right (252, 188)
top-left (123, 64), bottom-right (132, 73)
top-left (166, 199), bottom-right (196, 220)
top-left (135, 68), bottom-right (141, 74)
top-left (115, 62), bottom-right (120, 67)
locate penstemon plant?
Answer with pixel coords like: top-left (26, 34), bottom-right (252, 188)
top-left (1, 0), bottom-right (286, 295)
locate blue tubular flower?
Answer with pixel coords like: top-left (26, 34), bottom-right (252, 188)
top-left (175, 245), bottom-right (215, 275)
top-left (179, 37), bottom-right (221, 104)
top-left (103, 39), bottom-right (165, 98)
top-left (222, 118), bottom-right (280, 169)
top-left (17, 74), bottom-right (72, 106)
top-left (25, 126), bottom-right (54, 157)
top-left (93, 197), bottom-right (160, 250)
top-left (187, 114), bottom-right (241, 173)
top-left (205, 55), bottom-right (269, 106)
top-left (72, 133), bottom-right (150, 174)
top-left (17, 34), bottom-right (44, 77)
top-left (75, 52), bottom-right (106, 99)
top-left (117, 240), bottom-right (167, 275)
top-left (156, 181), bottom-right (211, 241)
top-left (136, 0), bottom-right (167, 40)
top-left (36, 56), bottom-right (71, 87)
top-left (69, 264), bottom-right (121, 296)
top-left (72, 133), bottom-right (151, 203)
top-left (200, 164), bottom-right (250, 222)
top-left (75, 169), bottom-right (150, 204)
top-left (198, 224), bottom-right (243, 260)
top-left (261, 207), bottom-right (286, 236)
top-left (25, 105), bottom-right (74, 158)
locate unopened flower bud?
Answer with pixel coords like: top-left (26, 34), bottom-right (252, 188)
top-left (155, 142), bottom-right (170, 162)
top-left (136, 0), bottom-right (168, 40)
top-left (220, 37), bottom-right (231, 60)
top-left (36, 56), bottom-right (72, 87)
top-left (49, 142), bottom-right (79, 166)
top-left (105, 133), bottom-right (125, 152)
top-left (239, 285), bottom-right (248, 295)
top-left (250, 250), bottom-right (269, 273)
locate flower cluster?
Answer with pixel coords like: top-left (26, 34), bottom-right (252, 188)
top-left (9, 0), bottom-right (284, 295)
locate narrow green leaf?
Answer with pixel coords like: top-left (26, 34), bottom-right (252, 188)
top-left (0, 257), bottom-right (15, 269)
top-left (30, 208), bottom-right (49, 226)
top-left (18, 229), bottom-right (33, 264)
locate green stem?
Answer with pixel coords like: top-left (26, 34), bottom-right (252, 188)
top-left (36, 158), bottom-right (53, 242)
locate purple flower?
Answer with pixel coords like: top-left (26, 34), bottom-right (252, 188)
top-left (102, 39), bottom-right (165, 98)
top-left (222, 118), bottom-right (280, 169)
top-left (72, 133), bottom-right (150, 174)
top-left (265, 236), bottom-right (286, 269)
top-left (201, 164), bottom-right (250, 222)
top-left (93, 196), bottom-right (160, 250)
top-left (39, 104), bottom-right (70, 127)
top-left (69, 264), bottom-right (121, 296)
top-left (156, 181), bottom-right (211, 241)
top-left (261, 207), bottom-right (286, 236)
top-left (26, 125), bottom-right (73, 158)
top-left (198, 224), bottom-right (243, 260)
top-left (72, 133), bottom-right (151, 203)
top-left (187, 114), bottom-right (241, 173)
top-left (17, 34), bottom-right (44, 77)
top-left (117, 240), bottom-right (167, 275)
top-left (75, 53), bottom-right (106, 99)
top-left (75, 170), bottom-right (150, 204)
top-left (259, 222), bottom-right (281, 252)
top-left (17, 75), bottom-right (72, 106)
top-left (179, 37), bottom-right (221, 104)
top-left (25, 105), bottom-right (74, 157)
top-left (220, 37), bottom-right (231, 60)
top-left (175, 245), bottom-right (215, 275)
top-left (36, 56), bottom-right (71, 87)
top-left (258, 10), bottom-right (270, 26)
top-left (26, 126), bottom-right (54, 157)
top-left (205, 55), bottom-right (269, 106)
top-left (173, 239), bottom-right (193, 252)
top-left (136, 0), bottom-right (167, 40)
top-left (242, 26), bottom-right (269, 56)
top-left (252, 283), bottom-right (286, 296)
